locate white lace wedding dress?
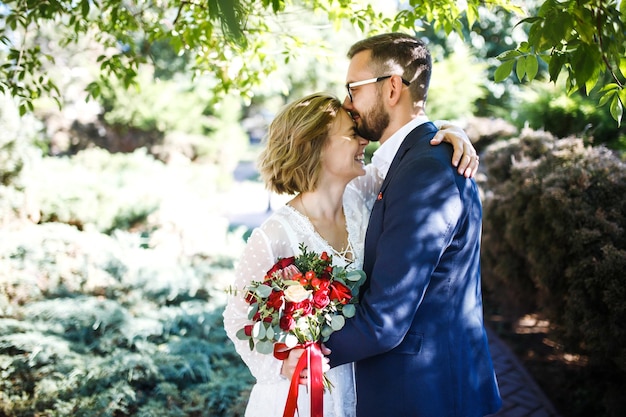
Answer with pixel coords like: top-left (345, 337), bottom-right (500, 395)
top-left (223, 166), bottom-right (381, 417)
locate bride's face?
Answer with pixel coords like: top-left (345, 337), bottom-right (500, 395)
top-left (320, 109), bottom-right (369, 183)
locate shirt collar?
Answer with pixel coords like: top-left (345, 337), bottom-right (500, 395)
top-left (371, 116), bottom-right (429, 178)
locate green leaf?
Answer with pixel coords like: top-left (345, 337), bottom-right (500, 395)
top-left (321, 325), bottom-right (333, 339)
top-left (619, 58), bottom-right (626, 79)
top-left (330, 315), bottom-right (345, 331)
top-left (610, 96), bottom-right (623, 126)
top-left (266, 325), bottom-right (275, 340)
top-left (548, 54), bottom-right (565, 82)
top-left (252, 321), bottom-right (266, 339)
top-left (255, 284), bottom-right (272, 298)
top-left (346, 270), bottom-right (365, 282)
top-left (236, 328), bottom-right (249, 340)
top-left (247, 303), bottom-right (259, 320)
top-left (525, 55), bottom-right (539, 81)
top-left (619, 88), bottom-right (626, 106)
top-left (256, 340), bottom-right (274, 354)
top-left (342, 304), bottom-right (356, 318)
top-left (584, 66), bottom-right (600, 95)
top-left (496, 49), bottom-right (522, 61)
top-left (598, 90), bottom-right (615, 107)
top-left (516, 56), bottom-right (526, 81)
top-left (518, 42), bottom-right (531, 54)
top-left (494, 60), bottom-right (515, 82)
top-left (516, 16), bottom-right (543, 27)
top-left (466, 4), bottom-right (478, 28)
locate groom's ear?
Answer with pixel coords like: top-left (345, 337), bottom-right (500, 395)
top-left (387, 75), bottom-right (405, 106)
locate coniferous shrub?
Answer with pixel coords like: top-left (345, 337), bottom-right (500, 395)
top-left (0, 222), bottom-right (253, 416)
top-left (481, 129), bottom-right (626, 416)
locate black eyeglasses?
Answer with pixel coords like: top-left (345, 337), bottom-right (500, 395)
top-left (345, 75), bottom-right (411, 102)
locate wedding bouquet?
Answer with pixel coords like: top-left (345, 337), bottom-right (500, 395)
top-left (235, 243), bottom-right (366, 417)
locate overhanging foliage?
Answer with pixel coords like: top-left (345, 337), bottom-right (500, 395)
top-left (0, 0), bottom-right (623, 123)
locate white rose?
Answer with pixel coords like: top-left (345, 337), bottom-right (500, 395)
top-left (284, 284), bottom-right (312, 303)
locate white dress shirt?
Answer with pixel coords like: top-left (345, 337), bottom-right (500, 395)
top-left (371, 116), bottom-right (430, 179)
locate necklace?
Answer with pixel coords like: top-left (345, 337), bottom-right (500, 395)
top-left (299, 194), bottom-right (352, 260)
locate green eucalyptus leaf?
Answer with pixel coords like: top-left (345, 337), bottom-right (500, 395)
top-left (346, 269), bottom-right (366, 282)
top-left (248, 304), bottom-right (259, 320)
top-left (252, 321), bottom-right (266, 339)
top-left (321, 325), bottom-right (334, 338)
top-left (256, 340), bottom-right (274, 355)
top-left (330, 315), bottom-right (345, 331)
top-left (255, 284), bottom-right (273, 298)
top-left (342, 304), bottom-right (356, 318)
top-left (236, 328), bottom-right (249, 340)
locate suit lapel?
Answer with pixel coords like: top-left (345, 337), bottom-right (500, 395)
top-left (377, 121), bottom-right (437, 199)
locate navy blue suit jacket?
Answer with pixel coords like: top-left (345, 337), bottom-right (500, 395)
top-left (326, 122), bottom-right (502, 416)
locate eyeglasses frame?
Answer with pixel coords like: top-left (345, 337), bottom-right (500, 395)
top-left (345, 75), bottom-right (411, 102)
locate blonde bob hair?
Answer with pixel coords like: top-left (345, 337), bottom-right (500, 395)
top-left (258, 93), bottom-right (343, 195)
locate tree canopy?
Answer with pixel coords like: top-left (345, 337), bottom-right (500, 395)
top-left (0, 0), bottom-right (624, 124)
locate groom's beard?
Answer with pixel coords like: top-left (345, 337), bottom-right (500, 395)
top-left (355, 97), bottom-right (389, 142)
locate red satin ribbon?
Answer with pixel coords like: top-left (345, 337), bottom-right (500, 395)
top-left (276, 342), bottom-right (324, 417)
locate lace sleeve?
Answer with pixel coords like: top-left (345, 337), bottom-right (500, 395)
top-left (222, 227), bottom-right (284, 384)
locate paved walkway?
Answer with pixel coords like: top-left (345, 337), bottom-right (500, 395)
top-left (486, 327), bottom-right (561, 417)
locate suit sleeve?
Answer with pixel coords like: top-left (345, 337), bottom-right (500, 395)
top-left (326, 152), bottom-right (463, 366)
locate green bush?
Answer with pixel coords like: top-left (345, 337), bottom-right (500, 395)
top-left (513, 81), bottom-right (626, 151)
top-left (0, 222), bottom-right (253, 416)
top-left (481, 129), bottom-right (626, 416)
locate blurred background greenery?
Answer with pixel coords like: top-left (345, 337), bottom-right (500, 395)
top-left (1, 1), bottom-right (625, 416)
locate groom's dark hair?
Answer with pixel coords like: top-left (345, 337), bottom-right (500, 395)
top-left (347, 32), bottom-right (432, 104)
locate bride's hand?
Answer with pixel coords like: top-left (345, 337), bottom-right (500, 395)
top-left (281, 348), bottom-right (305, 383)
top-left (280, 348), bottom-right (330, 385)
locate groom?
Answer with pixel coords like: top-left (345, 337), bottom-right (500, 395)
top-left (324, 33), bottom-right (502, 416)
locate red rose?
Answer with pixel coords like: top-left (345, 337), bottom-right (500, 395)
top-left (284, 301), bottom-right (297, 314)
top-left (267, 290), bottom-right (284, 310)
top-left (266, 256), bottom-right (296, 276)
top-left (320, 251), bottom-right (329, 261)
top-left (318, 278), bottom-right (331, 290)
top-left (280, 314), bottom-right (296, 331)
top-left (297, 299), bottom-right (313, 316)
top-left (312, 288), bottom-right (330, 309)
top-left (244, 324), bottom-right (253, 336)
top-left (329, 281), bottom-right (352, 304)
